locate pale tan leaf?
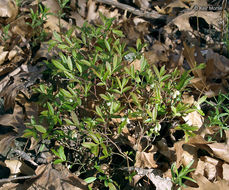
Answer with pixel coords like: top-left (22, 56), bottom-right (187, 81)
top-left (0, 0), bottom-right (18, 23)
top-left (33, 164), bottom-right (88, 190)
top-left (135, 151), bottom-right (158, 168)
top-left (5, 160), bottom-right (34, 176)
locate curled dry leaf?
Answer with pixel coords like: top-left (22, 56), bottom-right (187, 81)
top-left (182, 43), bottom-right (229, 97)
top-left (87, 0), bottom-right (98, 22)
top-left (130, 167), bottom-right (172, 190)
top-left (194, 156), bottom-right (221, 181)
top-left (0, 0), bottom-right (18, 24)
top-left (0, 48), bottom-right (8, 65)
top-left (10, 16), bottom-right (32, 38)
top-left (134, 0), bottom-right (150, 10)
top-left (181, 144), bottom-right (198, 168)
top-left (33, 164), bottom-right (88, 190)
top-left (42, 0), bottom-right (70, 33)
top-left (184, 173), bottom-right (229, 190)
top-left (0, 64), bottom-right (44, 110)
top-left (206, 49), bottom-right (229, 75)
top-left (147, 172), bottom-right (173, 190)
top-left (144, 41), bottom-right (169, 66)
top-left (70, 11), bottom-right (85, 28)
top-left (42, 0), bottom-right (61, 15)
top-left (0, 103), bottom-right (24, 130)
top-left (222, 163), bottom-right (229, 181)
top-left (165, 10), bottom-right (221, 33)
top-left (44, 15), bottom-right (70, 33)
top-left (5, 160), bottom-right (34, 176)
top-left (135, 150), bottom-right (158, 168)
top-left (183, 110), bottom-right (204, 129)
top-left (0, 134), bottom-right (16, 156)
top-left (156, 0), bottom-right (189, 15)
top-left (207, 142), bottom-right (229, 163)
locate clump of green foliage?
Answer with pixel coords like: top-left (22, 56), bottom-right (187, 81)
top-left (171, 160), bottom-right (196, 189)
top-left (24, 14), bottom-right (205, 189)
top-left (0, 24), bottom-right (10, 43)
top-left (27, 3), bottom-right (51, 46)
top-left (206, 92), bottom-right (229, 140)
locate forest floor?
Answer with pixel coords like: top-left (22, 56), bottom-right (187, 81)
top-left (0, 0), bottom-right (229, 189)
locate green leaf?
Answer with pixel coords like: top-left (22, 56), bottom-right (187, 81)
top-left (113, 54), bottom-right (118, 70)
top-left (159, 65), bottom-right (166, 76)
top-left (64, 71), bottom-right (75, 79)
top-left (82, 142), bottom-right (97, 149)
top-left (58, 146), bottom-right (66, 161)
top-left (84, 177), bottom-right (97, 184)
top-left (104, 39), bottom-right (111, 52)
top-left (60, 88), bottom-right (72, 98)
top-left (81, 32), bottom-right (86, 44)
top-left (81, 59), bottom-right (91, 66)
top-left (140, 56), bottom-right (147, 72)
top-left (89, 133), bottom-right (100, 144)
top-left (53, 159), bottom-right (64, 164)
top-left (122, 78), bottom-right (129, 88)
top-left (122, 86), bottom-right (132, 93)
top-left (92, 68), bottom-right (101, 79)
top-left (112, 29), bottom-right (124, 37)
top-left (160, 74), bottom-right (171, 82)
top-left (91, 144), bottom-right (99, 156)
top-left (64, 36), bottom-right (73, 46)
top-left (58, 44), bottom-right (69, 50)
top-left (34, 125), bottom-right (47, 133)
top-left (136, 38), bottom-right (141, 50)
top-left (75, 61), bottom-right (82, 73)
top-left (153, 65), bottom-right (160, 79)
top-left (100, 94), bottom-right (110, 101)
top-left (52, 59), bottom-right (67, 71)
top-left (101, 143), bottom-right (109, 157)
top-left (67, 56), bottom-right (73, 71)
top-left (197, 95), bottom-right (207, 105)
top-left (53, 31), bottom-right (62, 42)
top-left (130, 92), bottom-right (141, 108)
top-left (63, 118), bottom-right (73, 125)
top-left (71, 111), bottom-right (79, 125)
top-left (47, 102), bottom-right (54, 115)
top-left (95, 105), bottom-right (103, 118)
top-left (116, 77), bottom-right (122, 89)
top-left (176, 71), bottom-right (192, 90)
top-left (106, 62), bottom-right (112, 75)
top-left (67, 86), bottom-right (76, 96)
top-left (108, 183), bottom-right (117, 190)
top-left (152, 106), bottom-right (157, 122)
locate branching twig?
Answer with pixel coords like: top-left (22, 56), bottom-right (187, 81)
top-left (100, 133), bottom-right (133, 162)
top-left (94, 0), bottom-right (166, 20)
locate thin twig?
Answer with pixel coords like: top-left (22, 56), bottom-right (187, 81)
top-left (100, 133), bottom-right (133, 162)
top-left (95, 0), bottom-right (166, 20)
top-left (0, 175), bottom-right (37, 183)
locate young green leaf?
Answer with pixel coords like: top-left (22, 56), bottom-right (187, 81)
top-left (52, 59), bottom-right (67, 71)
top-left (84, 177), bottom-right (97, 184)
top-left (104, 39), bottom-right (111, 52)
top-left (34, 125), bottom-right (47, 133)
top-left (53, 31), bottom-right (62, 42)
top-left (47, 102), bottom-right (54, 115)
top-left (67, 56), bottom-right (73, 71)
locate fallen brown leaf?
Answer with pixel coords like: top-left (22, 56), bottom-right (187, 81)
top-left (135, 150), bottom-right (158, 168)
top-left (0, 0), bottom-right (18, 24)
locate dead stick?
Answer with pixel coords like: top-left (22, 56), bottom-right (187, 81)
top-left (0, 175), bottom-right (37, 183)
top-left (95, 0), bottom-right (166, 20)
